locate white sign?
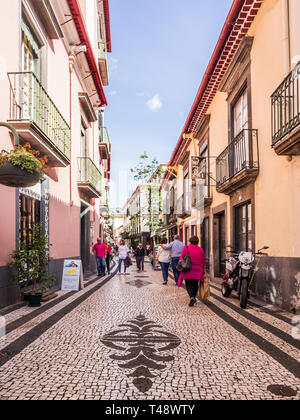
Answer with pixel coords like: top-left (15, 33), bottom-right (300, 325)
top-left (61, 260), bottom-right (84, 292)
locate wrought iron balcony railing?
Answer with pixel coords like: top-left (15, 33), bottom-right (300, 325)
top-left (8, 72), bottom-right (71, 161)
top-left (78, 157), bottom-right (102, 197)
top-left (216, 129), bottom-right (259, 190)
top-left (271, 61), bottom-right (300, 146)
top-left (99, 126), bottom-right (110, 160)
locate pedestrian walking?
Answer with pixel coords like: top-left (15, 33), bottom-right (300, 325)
top-left (146, 244), bottom-right (152, 256)
top-left (157, 237), bottom-right (171, 285)
top-left (104, 240), bottom-right (112, 275)
top-left (117, 240), bottom-right (129, 274)
top-left (93, 238), bottom-right (107, 277)
top-left (163, 235), bottom-right (185, 284)
top-left (177, 236), bottom-right (206, 307)
top-left (135, 243), bottom-right (145, 272)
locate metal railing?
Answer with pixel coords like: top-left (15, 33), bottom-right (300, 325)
top-left (216, 129), bottom-right (259, 188)
top-left (8, 72), bottom-right (71, 160)
top-left (78, 157), bottom-right (102, 195)
top-left (99, 126), bottom-right (110, 148)
top-left (271, 61), bottom-right (300, 145)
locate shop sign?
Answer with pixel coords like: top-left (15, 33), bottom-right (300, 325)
top-left (61, 260), bottom-right (84, 291)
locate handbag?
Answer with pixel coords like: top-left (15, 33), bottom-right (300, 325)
top-left (199, 274), bottom-right (210, 300)
top-left (176, 246), bottom-right (191, 272)
top-left (124, 256), bottom-right (132, 268)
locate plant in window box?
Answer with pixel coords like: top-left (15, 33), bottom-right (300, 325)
top-left (9, 223), bottom-right (56, 307)
top-left (0, 143), bottom-right (48, 188)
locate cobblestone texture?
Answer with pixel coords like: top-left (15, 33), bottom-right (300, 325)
top-left (0, 262), bottom-right (299, 400)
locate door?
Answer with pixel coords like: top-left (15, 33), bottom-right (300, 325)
top-left (201, 217), bottom-right (210, 272)
top-left (80, 204), bottom-right (90, 273)
top-left (213, 212), bottom-right (226, 277)
top-left (235, 202), bottom-right (253, 252)
top-left (231, 89), bottom-right (249, 176)
top-left (21, 23), bottom-right (40, 121)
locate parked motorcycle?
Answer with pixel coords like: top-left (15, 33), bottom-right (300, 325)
top-left (222, 246), bottom-right (269, 309)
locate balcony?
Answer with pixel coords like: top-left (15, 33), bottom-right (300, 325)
top-left (271, 61), bottom-right (300, 155)
top-left (99, 126), bottom-right (110, 160)
top-left (8, 72), bottom-right (70, 167)
top-left (216, 129), bottom-right (259, 195)
top-left (78, 158), bottom-right (102, 198)
top-left (98, 42), bottom-right (109, 86)
top-left (177, 194), bottom-right (190, 219)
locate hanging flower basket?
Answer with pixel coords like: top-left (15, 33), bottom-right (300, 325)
top-left (0, 162), bottom-right (41, 188)
top-left (0, 143), bottom-right (48, 188)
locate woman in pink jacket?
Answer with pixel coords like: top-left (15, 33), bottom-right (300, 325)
top-left (178, 236), bottom-right (206, 307)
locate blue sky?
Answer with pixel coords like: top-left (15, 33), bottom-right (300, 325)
top-left (105, 0), bottom-right (233, 210)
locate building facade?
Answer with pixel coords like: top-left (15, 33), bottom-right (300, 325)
top-left (123, 166), bottom-right (166, 248)
top-left (162, 0), bottom-right (300, 311)
top-left (0, 0), bottom-right (112, 308)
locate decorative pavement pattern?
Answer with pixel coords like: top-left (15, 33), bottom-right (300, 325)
top-left (101, 315), bottom-right (181, 393)
top-left (0, 260), bottom-right (299, 400)
top-left (126, 279), bottom-right (152, 289)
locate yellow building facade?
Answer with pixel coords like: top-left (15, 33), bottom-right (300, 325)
top-left (162, 0), bottom-right (300, 311)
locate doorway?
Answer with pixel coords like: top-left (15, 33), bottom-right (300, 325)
top-left (80, 203), bottom-right (90, 273)
top-left (213, 211), bottom-right (226, 277)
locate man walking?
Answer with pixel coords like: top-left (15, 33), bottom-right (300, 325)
top-left (135, 243), bottom-right (145, 272)
top-left (163, 235), bottom-right (185, 284)
top-left (93, 238), bottom-right (107, 277)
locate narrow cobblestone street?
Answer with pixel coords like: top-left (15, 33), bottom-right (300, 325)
top-left (0, 260), bottom-right (299, 400)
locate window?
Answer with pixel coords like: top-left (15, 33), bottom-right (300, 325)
top-left (235, 202), bottom-right (252, 252)
top-left (233, 89), bottom-right (248, 137)
top-left (80, 122), bottom-right (89, 157)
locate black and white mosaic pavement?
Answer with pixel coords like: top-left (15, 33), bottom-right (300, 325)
top-left (0, 262), bottom-right (299, 400)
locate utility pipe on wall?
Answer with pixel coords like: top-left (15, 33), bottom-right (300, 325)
top-left (282, 0), bottom-right (291, 75)
top-left (69, 53), bottom-right (75, 207)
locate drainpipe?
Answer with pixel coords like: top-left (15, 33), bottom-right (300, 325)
top-left (282, 0), bottom-right (291, 75)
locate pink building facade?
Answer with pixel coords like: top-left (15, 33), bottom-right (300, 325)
top-left (0, 0), bottom-right (112, 308)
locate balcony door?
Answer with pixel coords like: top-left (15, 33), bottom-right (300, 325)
top-left (232, 89), bottom-right (249, 175)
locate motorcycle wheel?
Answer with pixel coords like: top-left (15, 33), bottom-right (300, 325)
top-left (240, 279), bottom-right (248, 309)
top-left (222, 283), bottom-right (232, 298)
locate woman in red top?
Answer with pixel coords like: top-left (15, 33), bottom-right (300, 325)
top-left (178, 236), bottom-right (206, 307)
top-left (104, 240), bottom-right (112, 275)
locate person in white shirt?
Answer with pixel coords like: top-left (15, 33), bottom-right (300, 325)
top-left (117, 240), bottom-right (129, 274)
top-left (157, 237), bottom-right (171, 285)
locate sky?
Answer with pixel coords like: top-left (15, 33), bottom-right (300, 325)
top-left (105, 0), bottom-right (233, 211)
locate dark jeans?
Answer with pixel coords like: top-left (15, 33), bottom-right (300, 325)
top-left (160, 262), bottom-right (170, 283)
top-left (96, 257), bottom-right (106, 275)
top-left (136, 256), bottom-right (145, 271)
top-left (106, 254), bottom-right (111, 273)
top-left (172, 257), bottom-right (180, 283)
top-left (185, 279), bottom-right (199, 299)
top-left (118, 258), bottom-right (127, 273)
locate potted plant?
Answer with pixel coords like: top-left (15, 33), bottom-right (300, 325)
top-left (0, 143), bottom-right (48, 188)
top-left (9, 223), bottom-right (56, 307)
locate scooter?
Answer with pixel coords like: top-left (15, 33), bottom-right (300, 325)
top-left (222, 246), bottom-right (269, 309)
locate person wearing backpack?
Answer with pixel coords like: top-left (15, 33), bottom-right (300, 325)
top-left (177, 236), bottom-right (206, 307)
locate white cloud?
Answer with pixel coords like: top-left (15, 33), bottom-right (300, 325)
top-left (108, 90), bottom-right (118, 96)
top-left (146, 94), bottom-right (163, 112)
